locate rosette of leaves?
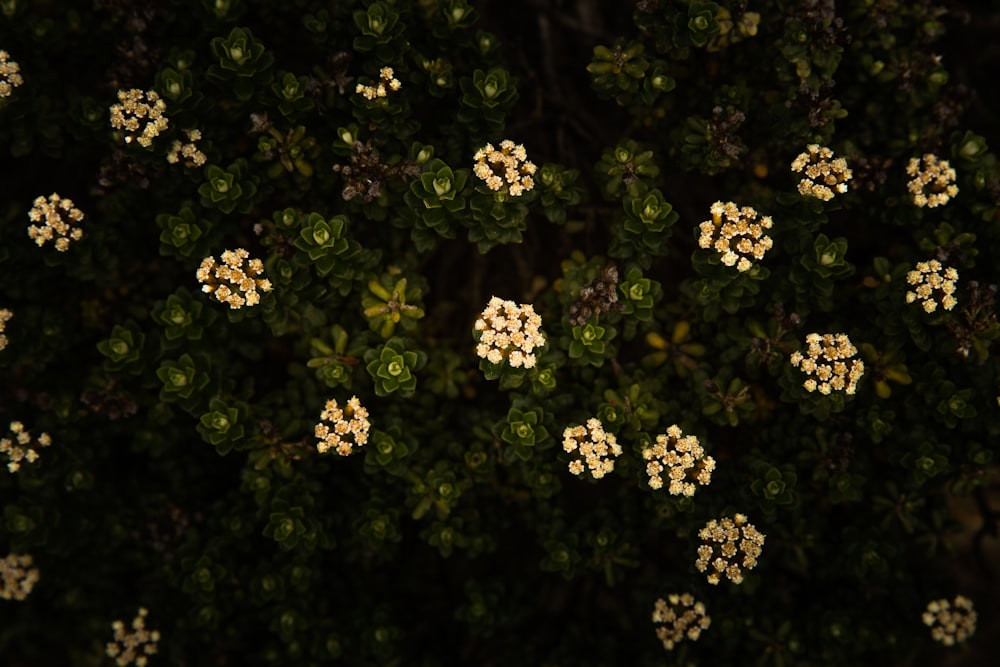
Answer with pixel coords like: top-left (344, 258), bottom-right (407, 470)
top-left (465, 188), bottom-right (532, 253)
top-left (897, 441), bottom-right (951, 487)
top-left (197, 396), bottom-right (247, 455)
top-left (156, 353), bottom-right (211, 407)
top-left (97, 321), bottom-right (146, 374)
top-left (567, 321), bottom-right (617, 367)
top-left (637, 60), bottom-right (676, 105)
top-left (498, 401), bottom-right (551, 462)
top-left (610, 189), bottom-right (678, 268)
top-left (789, 233), bottom-right (853, 313)
top-left (364, 337), bottom-right (426, 397)
top-left (458, 67), bottom-right (517, 131)
top-left (293, 212), bottom-right (365, 290)
top-left (618, 267), bottom-right (662, 335)
top-left (595, 141), bottom-right (660, 200)
top-left (256, 125), bottom-right (319, 180)
top-left (409, 461), bottom-right (465, 520)
top-left (264, 497), bottom-right (318, 553)
top-left (363, 427), bottom-right (414, 476)
top-left (198, 159), bottom-right (258, 214)
top-left (403, 158), bottom-right (468, 250)
top-left (600, 381), bottom-right (661, 438)
top-left (687, 250), bottom-right (768, 321)
top-left (353, 1), bottom-right (406, 56)
top-left (206, 27), bottom-right (275, 102)
top-left (362, 273), bottom-right (425, 339)
top-left (586, 40), bottom-right (649, 104)
top-left (436, 0), bottom-right (477, 33)
top-left (270, 72), bottom-right (313, 119)
top-left (152, 287), bottom-right (215, 348)
top-left (685, 1), bottom-right (722, 47)
top-left (307, 325), bottom-right (362, 389)
top-left (535, 164), bottom-right (582, 225)
top-left (156, 206), bottom-right (213, 258)
top-left (155, 65), bottom-right (196, 107)
top-left (701, 372), bottom-right (757, 427)
top-left (747, 459), bottom-right (798, 515)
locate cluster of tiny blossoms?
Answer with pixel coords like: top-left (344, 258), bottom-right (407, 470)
top-left (789, 333), bottom-right (865, 395)
top-left (474, 296), bottom-right (545, 369)
top-left (27, 193), bottom-right (84, 251)
top-left (0, 308), bottom-right (11, 351)
top-left (0, 50), bottom-right (23, 98)
top-left (906, 259), bottom-right (958, 313)
top-left (790, 144), bottom-right (853, 201)
top-left (356, 66), bottom-right (401, 100)
top-left (698, 201), bottom-right (774, 272)
top-left (106, 608), bottom-right (160, 667)
top-left (315, 396), bottom-right (371, 456)
top-left (642, 425), bottom-right (716, 495)
top-left (906, 153), bottom-right (958, 208)
top-left (196, 248), bottom-right (272, 309)
top-left (1, 421), bottom-right (52, 473)
top-left (166, 128), bottom-right (207, 168)
top-left (695, 514), bottom-right (766, 585)
top-left (562, 418), bottom-right (622, 480)
top-left (652, 593), bottom-right (711, 651)
top-left (0, 553), bottom-right (40, 601)
top-left (109, 88), bottom-right (169, 147)
top-left (472, 140), bottom-right (537, 196)
top-left (922, 595), bottom-right (977, 646)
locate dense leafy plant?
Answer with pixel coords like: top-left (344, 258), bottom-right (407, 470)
top-left (2, 1), bottom-right (999, 665)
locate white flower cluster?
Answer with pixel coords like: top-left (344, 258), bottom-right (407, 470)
top-left (474, 296), bottom-right (545, 369)
top-left (906, 259), bottom-right (958, 313)
top-left (922, 595), bottom-right (976, 646)
top-left (0, 308), bottom-right (11, 351)
top-left (698, 201), bottom-right (773, 272)
top-left (315, 396), bottom-right (371, 456)
top-left (790, 144), bottom-right (853, 201)
top-left (0, 50), bottom-right (23, 98)
top-left (695, 513), bottom-right (766, 585)
top-left (562, 418), bottom-right (622, 480)
top-left (27, 193), bottom-right (85, 251)
top-left (0, 553), bottom-right (39, 601)
top-left (1, 421), bottom-right (52, 473)
top-left (642, 425), bottom-right (715, 495)
top-left (106, 608), bottom-right (161, 667)
top-left (195, 248), bottom-right (273, 309)
top-left (109, 88), bottom-right (169, 147)
top-left (906, 153), bottom-right (958, 208)
top-left (472, 140), bottom-right (537, 196)
top-left (166, 128), bottom-right (207, 168)
top-left (652, 593), bottom-right (711, 651)
top-left (356, 66), bottom-right (402, 100)
top-left (789, 333), bottom-right (865, 395)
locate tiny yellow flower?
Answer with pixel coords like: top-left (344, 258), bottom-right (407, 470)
top-left (1, 421), bottom-right (52, 474)
top-left (698, 201), bottom-right (773, 272)
top-left (166, 128), bottom-right (207, 168)
top-left (356, 66), bottom-right (402, 101)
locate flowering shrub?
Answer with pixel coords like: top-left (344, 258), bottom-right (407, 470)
top-left (1, 1), bottom-right (999, 665)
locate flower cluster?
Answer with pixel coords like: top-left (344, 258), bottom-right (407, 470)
top-left (789, 333), bottom-right (865, 395)
top-left (905, 259), bottom-right (958, 313)
top-left (472, 140), bottom-right (537, 196)
top-left (652, 593), bottom-right (711, 651)
top-left (0, 50), bottom-right (23, 98)
top-left (0, 308), bottom-right (11, 351)
top-left (697, 201), bottom-right (774, 272)
top-left (356, 66), bottom-right (402, 100)
top-left (473, 296), bottom-right (545, 369)
top-left (642, 425), bottom-right (716, 495)
top-left (1, 421), bottom-right (52, 473)
top-left (562, 418), bottom-right (622, 479)
top-left (906, 153), bottom-right (958, 208)
top-left (695, 513), bottom-right (766, 585)
top-left (27, 193), bottom-right (84, 251)
top-left (109, 88), bottom-right (169, 147)
top-left (790, 144), bottom-right (853, 201)
top-left (106, 608), bottom-right (161, 667)
top-left (315, 396), bottom-right (371, 456)
top-left (922, 595), bottom-right (977, 646)
top-left (0, 553), bottom-right (39, 601)
top-left (166, 128), bottom-right (207, 168)
top-left (195, 248), bottom-right (272, 309)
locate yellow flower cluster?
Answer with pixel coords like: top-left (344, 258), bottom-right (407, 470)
top-left (195, 248), bottom-right (273, 309)
top-left (790, 144), bottom-right (853, 201)
top-left (166, 128), bottom-right (207, 168)
top-left (695, 513), bottom-right (766, 585)
top-left (562, 418), bottom-right (622, 479)
top-left (109, 88), bottom-right (169, 147)
top-left (27, 193), bottom-right (85, 251)
top-left (0, 50), bottom-right (23, 98)
top-left (789, 333), bottom-right (865, 395)
top-left (906, 259), bottom-right (958, 313)
top-left (906, 153), bottom-right (958, 208)
top-left (472, 140), bottom-right (537, 196)
top-left (922, 595), bottom-right (976, 646)
top-left (642, 425), bottom-right (715, 495)
top-left (315, 396), bottom-right (371, 456)
top-left (356, 66), bottom-right (402, 100)
top-left (0, 553), bottom-right (40, 601)
top-left (698, 201), bottom-right (774, 272)
top-left (0, 308), bottom-right (11, 351)
top-left (106, 608), bottom-right (161, 667)
top-left (474, 296), bottom-right (545, 369)
top-left (1, 421), bottom-right (52, 473)
top-left (652, 593), bottom-right (711, 650)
